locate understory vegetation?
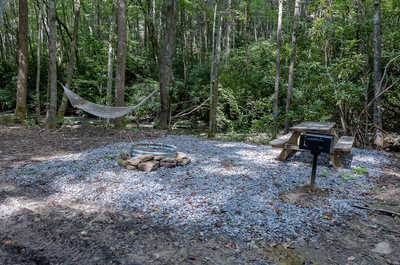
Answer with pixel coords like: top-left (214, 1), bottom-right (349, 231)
top-left (0, 0), bottom-right (399, 147)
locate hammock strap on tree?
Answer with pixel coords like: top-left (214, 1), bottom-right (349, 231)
top-left (59, 82), bottom-right (157, 119)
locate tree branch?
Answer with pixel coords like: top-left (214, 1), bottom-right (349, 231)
top-left (172, 98), bottom-right (209, 119)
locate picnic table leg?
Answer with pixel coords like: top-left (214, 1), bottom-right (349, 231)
top-left (276, 132), bottom-right (300, 161)
top-left (277, 149), bottom-right (296, 161)
top-left (330, 152), bottom-right (342, 169)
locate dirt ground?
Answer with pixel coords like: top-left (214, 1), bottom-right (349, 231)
top-left (1, 124), bottom-right (399, 265)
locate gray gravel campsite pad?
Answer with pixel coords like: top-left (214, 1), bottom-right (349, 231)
top-left (0, 135), bottom-right (389, 242)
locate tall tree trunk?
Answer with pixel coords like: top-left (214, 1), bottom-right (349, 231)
top-left (208, 4), bottom-right (222, 138)
top-left (225, 0), bottom-right (232, 56)
top-left (146, 0), bottom-right (158, 64)
top-left (57, 0), bottom-right (81, 121)
top-left (47, 0), bottom-right (57, 129)
top-left (182, 8), bottom-right (188, 90)
top-left (272, 0), bottom-right (283, 138)
top-left (209, 1), bottom-right (217, 101)
top-left (244, 0), bottom-right (250, 79)
top-left (201, 8), bottom-right (207, 64)
top-left (114, 0), bottom-right (127, 127)
top-left (0, 0), bottom-right (7, 23)
top-left (284, 0), bottom-right (301, 132)
top-left (35, 0), bottom-right (43, 123)
top-left (106, 7), bottom-right (115, 106)
top-left (159, 0), bottom-right (177, 130)
top-left (373, 0), bottom-right (383, 147)
top-left (15, 0), bottom-right (28, 122)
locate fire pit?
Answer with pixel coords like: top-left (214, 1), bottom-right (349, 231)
top-left (131, 143), bottom-right (177, 158)
top-left (118, 142), bottom-right (190, 172)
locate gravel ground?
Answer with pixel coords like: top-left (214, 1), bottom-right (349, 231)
top-left (0, 135), bottom-right (389, 242)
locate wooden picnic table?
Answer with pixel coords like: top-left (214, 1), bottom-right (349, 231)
top-left (269, 121), bottom-right (354, 168)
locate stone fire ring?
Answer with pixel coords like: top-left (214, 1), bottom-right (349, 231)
top-left (119, 143), bottom-right (190, 172)
top-left (131, 143), bottom-right (177, 158)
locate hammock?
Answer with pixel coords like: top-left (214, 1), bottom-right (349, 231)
top-left (60, 82), bottom-right (157, 119)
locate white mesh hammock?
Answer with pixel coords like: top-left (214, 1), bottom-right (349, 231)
top-left (60, 82), bottom-right (157, 119)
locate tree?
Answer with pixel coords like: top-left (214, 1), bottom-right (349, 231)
top-left (373, 0), bottom-right (383, 147)
top-left (0, 0), bottom-right (7, 23)
top-left (35, 0), bottom-right (43, 123)
top-left (57, 0), bottom-right (81, 121)
top-left (106, 6), bottom-right (115, 106)
top-left (209, 1), bottom-right (223, 138)
top-left (47, 0), bottom-right (57, 129)
top-left (114, 0), bottom-right (127, 127)
top-left (15, 0), bottom-right (28, 122)
top-left (272, 0), bottom-right (283, 138)
top-left (159, 0), bottom-right (177, 129)
top-left (225, 0), bottom-right (232, 56)
top-left (284, 0), bottom-right (301, 132)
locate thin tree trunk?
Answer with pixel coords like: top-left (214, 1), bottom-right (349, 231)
top-left (209, 5), bottom-right (222, 138)
top-left (209, 1), bottom-right (217, 101)
top-left (373, 0), bottom-right (383, 147)
top-left (272, 0), bottom-right (283, 138)
top-left (244, 0), bottom-right (250, 79)
top-left (361, 75), bottom-right (370, 146)
top-left (114, 0), bottom-right (127, 127)
top-left (284, 0), bottom-right (301, 132)
top-left (324, 38), bottom-right (348, 135)
top-left (15, 0), bottom-right (28, 122)
top-left (201, 9), bottom-right (207, 63)
top-left (35, 0), bottom-right (43, 123)
top-left (47, 0), bottom-right (57, 129)
top-left (57, 0), bottom-right (81, 121)
top-left (225, 0), bottom-right (232, 56)
top-left (182, 9), bottom-right (188, 90)
top-left (159, 0), bottom-right (177, 129)
top-left (0, 0), bottom-right (8, 23)
top-left (106, 7), bottom-right (115, 106)
top-left (146, 0), bottom-right (158, 64)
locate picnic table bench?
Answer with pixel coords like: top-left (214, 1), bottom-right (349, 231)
top-left (270, 121), bottom-right (354, 168)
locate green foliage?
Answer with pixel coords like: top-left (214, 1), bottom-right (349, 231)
top-left (320, 169), bottom-right (330, 177)
top-left (0, 0), bottom-right (399, 135)
top-left (127, 78), bottom-right (160, 121)
top-left (353, 167), bottom-right (369, 175)
top-left (341, 172), bottom-right (357, 181)
top-left (0, 62), bottom-right (17, 111)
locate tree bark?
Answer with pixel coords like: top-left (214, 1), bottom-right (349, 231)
top-left (182, 8), bottom-right (188, 90)
top-left (15, 0), bottom-right (28, 122)
top-left (159, 0), bottom-right (177, 129)
top-left (114, 0), bottom-right (127, 127)
top-left (0, 0), bottom-right (8, 23)
top-left (145, 0), bottom-right (158, 64)
top-left (47, 0), bottom-right (57, 129)
top-left (209, 1), bottom-right (217, 105)
top-left (35, 0), bottom-right (43, 123)
top-left (373, 0), bottom-right (383, 147)
top-left (57, 0), bottom-right (81, 121)
top-left (208, 3), bottom-right (222, 138)
top-left (284, 0), bottom-right (301, 132)
top-left (106, 7), bottom-right (115, 106)
top-left (272, 0), bottom-right (283, 138)
top-left (225, 0), bottom-right (232, 56)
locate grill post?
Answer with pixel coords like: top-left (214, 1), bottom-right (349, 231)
top-left (310, 152), bottom-right (319, 186)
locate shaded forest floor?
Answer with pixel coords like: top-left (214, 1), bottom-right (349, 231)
top-left (0, 123), bottom-right (399, 265)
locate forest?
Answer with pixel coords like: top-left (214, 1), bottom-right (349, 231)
top-left (0, 0), bottom-right (399, 144)
top-left (1, 1), bottom-right (400, 264)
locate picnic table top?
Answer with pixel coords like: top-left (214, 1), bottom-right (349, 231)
top-left (289, 121), bottom-right (336, 134)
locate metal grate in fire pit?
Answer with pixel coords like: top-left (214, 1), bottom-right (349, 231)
top-left (131, 143), bottom-right (177, 158)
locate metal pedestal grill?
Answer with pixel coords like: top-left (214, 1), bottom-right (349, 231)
top-left (299, 133), bottom-right (334, 186)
